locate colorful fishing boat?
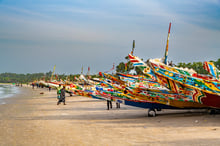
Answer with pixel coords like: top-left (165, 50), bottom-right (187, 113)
top-left (148, 59), bottom-right (220, 108)
top-left (147, 22), bottom-right (220, 108)
top-left (96, 71), bottom-right (209, 117)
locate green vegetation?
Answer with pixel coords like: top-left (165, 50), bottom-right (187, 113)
top-left (0, 72), bottom-right (100, 83)
top-left (0, 72), bottom-right (48, 83)
top-left (176, 58), bottom-right (220, 74)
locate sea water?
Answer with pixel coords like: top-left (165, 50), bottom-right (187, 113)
top-left (0, 84), bottom-right (20, 104)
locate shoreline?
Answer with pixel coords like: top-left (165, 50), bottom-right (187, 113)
top-left (0, 87), bottom-right (220, 145)
top-left (0, 84), bottom-right (31, 104)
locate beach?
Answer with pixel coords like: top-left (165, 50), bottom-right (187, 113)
top-left (0, 87), bottom-right (220, 146)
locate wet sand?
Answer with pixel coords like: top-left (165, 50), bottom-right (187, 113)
top-left (0, 87), bottom-right (220, 146)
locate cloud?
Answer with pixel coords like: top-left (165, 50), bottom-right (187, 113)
top-left (0, 0), bottom-right (220, 73)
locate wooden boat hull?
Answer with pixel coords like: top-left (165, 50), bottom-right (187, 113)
top-left (149, 61), bottom-right (220, 108)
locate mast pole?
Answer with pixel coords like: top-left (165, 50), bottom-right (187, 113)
top-left (164, 22), bottom-right (171, 65)
top-left (131, 40), bottom-right (135, 55)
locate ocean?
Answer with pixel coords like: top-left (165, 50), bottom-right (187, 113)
top-left (0, 84), bottom-right (20, 104)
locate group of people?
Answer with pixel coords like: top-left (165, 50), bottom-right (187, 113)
top-left (106, 100), bottom-right (120, 110)
top-left (56, 84), bottom-right (122, 109)
top-left (106, 89), bottom-right (127, 110)
top-left (106, 88), bottom-right (128, 110)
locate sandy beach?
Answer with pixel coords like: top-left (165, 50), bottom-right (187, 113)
top-left (0, 87), bottom-right (220, 146)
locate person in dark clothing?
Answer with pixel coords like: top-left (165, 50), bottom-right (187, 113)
top-left (116, 102), bottom-right (120, 108)
top-left (48, 86), bottom-right (51, 92)
top-left (107, 99), bottom-right (112, 110)
top-left (57, 86), bottom-right (66, 105)
top-left (116, 90), bottom-right (121, 109)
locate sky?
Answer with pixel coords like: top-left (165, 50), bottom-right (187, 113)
top-left (0, 0), bottom-right (220, 75)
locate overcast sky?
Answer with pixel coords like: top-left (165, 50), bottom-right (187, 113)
top-left (0, 0), bottom-right (220, 74)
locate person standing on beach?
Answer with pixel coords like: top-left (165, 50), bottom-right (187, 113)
top-left (116, 102), bottom-right (120, 109)
top-left (56, 84), bottom-right (62, 102)
top-left (107, 97), bottom-right (112, 110)
top-left (48, 86), bottom-right (51, 92)
top-left (57, 86), bottom-right (66, 105)
top-left (32, 83), bottom-right (35, 89)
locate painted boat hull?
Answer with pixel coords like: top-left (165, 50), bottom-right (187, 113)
top-left (149, 61), bottom-right (220, 108)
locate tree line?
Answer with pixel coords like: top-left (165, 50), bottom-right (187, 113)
top-left (0, 71), bottom-right (99, 84)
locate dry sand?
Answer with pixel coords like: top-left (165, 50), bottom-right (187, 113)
top-left (0, 87), bottom-right (220, 146)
